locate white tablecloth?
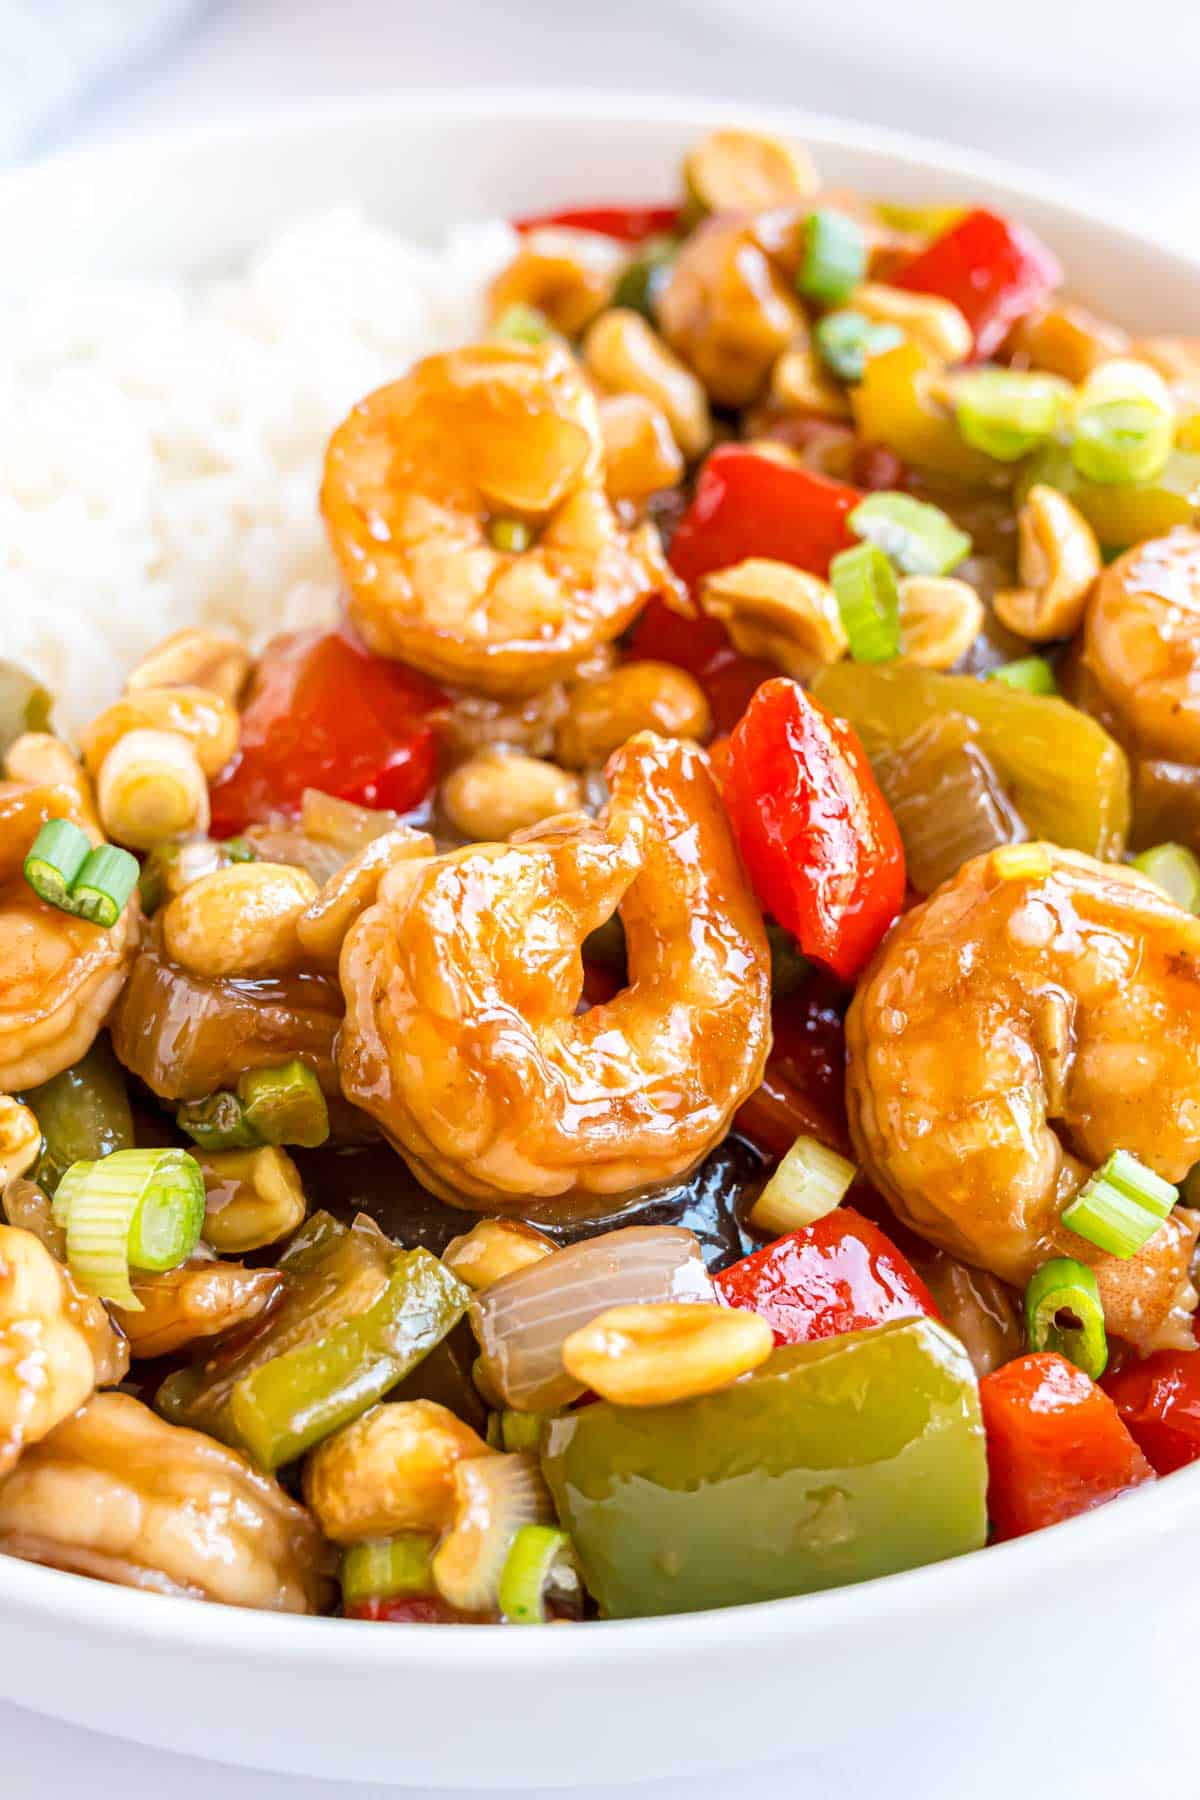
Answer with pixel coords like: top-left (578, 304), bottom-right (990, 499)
top-left (4, 3), bottom-right (1196, 1791)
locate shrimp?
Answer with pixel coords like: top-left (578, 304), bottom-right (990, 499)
top-left (846, 844), bottom-right (1200, 1353)
top-left (1082, 528), bottom-right (1200, 762)
top-left (321, 341), bottom-right (683, 697)
top-left (338, 733), bottom-right (772, 1209)
top-left (0, 739), bottom-right (137, 1091)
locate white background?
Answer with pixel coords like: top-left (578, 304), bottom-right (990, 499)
top-left (3, 1), bottom-right (1198, 1792)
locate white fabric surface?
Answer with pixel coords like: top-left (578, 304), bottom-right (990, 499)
top-left (4, 2), bottom-right (1198, 1791)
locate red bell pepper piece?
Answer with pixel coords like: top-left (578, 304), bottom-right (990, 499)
top-left (735, 983), bottom-right (849, 1157)
top-left (716, 1207), bottom-right (937, 1346)
top-left (980, 1352), bottom-right (1154, 1542)
top-left (1103, 1350), bottom-right (1200, 1476)
top-left (346, 1596), bottom-right (494, 1624)
top-left (893, 207), bottom-right (1062, 360)
top-left (208, 630), bottom-right (445, 837)
top-left (667, 445), bottom-right (862, 591)
top-left (513, 204), bottom-right (680, 243)
top-left (723, 678), bottom-right (906, 981)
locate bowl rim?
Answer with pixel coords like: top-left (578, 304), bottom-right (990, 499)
top-left (3, 84), bottom-right (1199, 1666)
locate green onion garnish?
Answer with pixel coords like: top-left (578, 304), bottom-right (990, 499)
top-left (23, 821), bottom-right (137, 929)
top-left (499, 1411), bottom-right (545, 1453)
top-left (814, 310), bottom-right (904, 384)
top-left (611, 234), bottom-right (677, 320)
top-left (488, 517), bottom-right (532, 554)
top-left (830, 543), bottom-right (901, 663)
top-left (498, 1525), bottom-right (580, 1626)
top-left (58, 1147), bottom-right (205, 1309)
top-left (492, 304), bottom-right (552, 345)
top-left (1024, 1257), bottom-right (1108, 1380)
top-left (986, 656), bottom-right (1058, 696)
top-left (238, 1060), bottom-right (330, 1149)
top-left (1072, 398), bottom-right (1174, 486)
top-left (1132, 843), bottom-right (1200, 913)
top-left (341, 1534), bottom-right (437, 1609)
top-left (797, 210), bottom-right (867, 306)
top-left (750, 1134), bottom-right (856, 1238)
top-left (849, 492), bottom-right (972, 578)
top-left (176, 1089), bottom-right (263, 1151)
top-left (954, 369), bottom-right (1067, 462)
top-left (1062, 1149), bottom-right (1178, 1260)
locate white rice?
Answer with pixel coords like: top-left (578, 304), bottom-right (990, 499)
top-left (0, 209), bottom-right (518, 728)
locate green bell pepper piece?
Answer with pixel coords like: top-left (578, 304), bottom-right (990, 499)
top-left (157, 1213), bottom-right (469, 1468)
top-left (1018, 441), bottom-right (1200, 552)
top-left (541, 1317), bottom-right (986, 1619)
top-left (20, 1036), bottom-right (135, 1195)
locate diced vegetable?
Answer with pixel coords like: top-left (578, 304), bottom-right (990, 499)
top-left (1024, 1258), bottom-right (1108, 1380)
top-left (57, 1147), bottom-right (205, 1309)
top-left (176, 1090), bottom-right (263, 1152)
top-left (953, 368), bottom-right (1066, 461)
top-left (987, 656), bottom-right (1058, 695)
top-left (1061, 1150), bottom-right (1177, 1259)
top-left (1071, 358), bottom-right (1175, 486)
top-left (0, 659), bottom-right (53, 752)
top-left (542, 1318), bottom-right (986, 1617)
top-left (748, 1135), bottom-right (856, 1236)
top-left (665, 445), bottom-right (862, 592)
top-left (340, 1533), bottom-right (437, 1608)
top-left (1132, 842), bottom-right (1200, 913)
top-left (716, 1208), bottom-right (938, 1345)
top-left (723, 678), bottom-right (906, 981)
top-left (1102, 1349), bottom-right (1200, 1476)
top-left (492, 303), bottom-right (553, 344)
top-left (830, 543), bottom-right (901, 662)
top-left (872, 713), bottom-right (1027, 896)
top-left (811, 661), bottom-right (1130, 860)
top-left (21, 1039), bottom-right (135, 1196)
top-left (814, 310), bottom-right (904, 383)
top-left (1017, 441), bottom-right (1200, 552)
top-left (238, 1060), bottom-right (329, 1149)
top-left (980, 1352), bottom-right (1153, 1541)
top-left (498, 1525), bottom-right (581, 1624)
top-left (797, 210), bottom-right (867, 305)
top-left (852, 341), bottom-right (1004, 485)
top-left (513, 204), bottom-right (680, 243)
top-left (611, 234), bottom-right (677, 319)
top-left (848, 491), bottom-right (971, 577)
top-left (893, 207), bottom-right (1061, 358)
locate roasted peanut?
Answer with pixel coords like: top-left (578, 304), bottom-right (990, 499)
top-left (993, 484), bottom-right (1101, 642)
top-left (79, 685), bottom-right (239, 780)
top-left (488, 229), bottom-right (625, 337)
top-left (442, 1217), bottom-right (556, 1291)
top-left (97, 728), bottom-right (210, 849)
top-left (0, 1098), bottom-right (40, 1188)
top-left (441, 751), bottom-right (582, 843)
top-left (852, 281), bottom-right (972, 366)
top-left (125, 627), bottom-right (251, 705)
top-left (703, 558), bottom-right (847, 680)
top-left (561, 1301), bottom-right (772, 1406)
top-left (303, 1399), bottom-right (492, 1544)
top-left (1007, 302), bottom-right (1129, 383)
top-left (659, 216), bottom-right (805, 407)
top-left (768, 344), bottom-right (852, 419)
top-left (597, 393), bottom-right (685, 502)
top-left (117, 1258), bottom-right (284, 1358)
top-left (161, 861), bottom-right (319, 979)
top-left (555, 662), bottom-right (711, 768)
top-left (296, 826), bottom-right (434, 968)
top-left (683, 127), bottom-right (818, 213)
top-left (584, 309), bottom-right (712, 458)
top-left (200, 1146), bottom-right (307, 1253)
top-left (898, 576), bottom-right (985, 669)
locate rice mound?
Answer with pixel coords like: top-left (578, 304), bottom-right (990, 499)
top-left (0, 209), bottom-right (517, 727)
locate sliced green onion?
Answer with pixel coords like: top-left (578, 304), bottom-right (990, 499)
top-left (70, 844), bottom-right (138, 928)
top-left (341, 1533), bottom-right (436, 1609)
top-left (830, 543), bottom-right (901, 663)
top-left (225, 837), bottom-right (258, 864)
top-left (849, 492), bottom-right (972, 578)
top-left (611, 234), bottom-right (677, 320)
top-left (1024, 1257), bottom-right (1108, 1379)
top-left (498, 1525), bottom-right (580, 1625)
top-left (176, 1090), bottom-right (263, 1152)
top-left (797, 210), bottom-right (867, 306)
top-left (1062, 1149), bottom-right (1178, 1260)
top-left (493, 304), bottom-right (552, 345)
top-left (815, 309), bottom-right (904, 384)
top-left (953, 369), bottom-right (1067, 462)
top-left (237, 1060), bottom-right (329, 1148)
top-left (1132, 843), bottom-right (1200, 913)
top-left (766, 919), bottom-right (810, 998)
top-left (499, 1410), bottom-right (544, 1453)
top-left (51, 1158), bottom-right (94, 1232)
top-left (59, 1147), bottom-right (205, 1308)
top-left (23, 819), bottom-right (91, 912)
top-left (1072, 399), bottom-right (1173, 486)
top-left (488, 517), bottom-right (532, 554)
top-left (986, 656), bottom-right (1058, 696)
top-left (750, 1134), bottom-right (856, 1238)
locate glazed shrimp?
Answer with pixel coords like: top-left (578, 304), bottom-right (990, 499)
top-left (321, 341), bottom-right (682, 697)
top-left (0, 737), bottom-right (137, 1091)
top-left (846, 845), bottom-right (1200, 1353)
top-left (1083, 528), bottom-right (1200, 762)
top-left (338, 733), bottom-right (771, 1209)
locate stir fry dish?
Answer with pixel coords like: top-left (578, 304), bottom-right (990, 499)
top-left (6, 125), bottom-right (1200, 1628)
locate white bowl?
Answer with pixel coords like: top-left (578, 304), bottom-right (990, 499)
top-left (2, 91), bottom-right (1199, 1789)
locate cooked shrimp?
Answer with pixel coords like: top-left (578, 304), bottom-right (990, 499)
top-left (0, 1392), bottom-right (329, 1612)
top-left (338, 733), bottom-right (771, 1209)
top-left (321, 341), bottom-right (682, 697)
top-left (0, 750), bottom-right (137, 1091)
top-left (846, 845), bottom-right (1200, 1352)
top-left (1083, 528), bottom-right (1200, 762)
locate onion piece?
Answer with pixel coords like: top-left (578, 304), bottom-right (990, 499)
top-left (873, 712), bottom-right (1027, 895)
top-left (431, 1453), bottom-right (555, 1615)
top-left (470, 1225), bottom-right (714, 1412)
top-left (300, 789), bottom-right (403, 855)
